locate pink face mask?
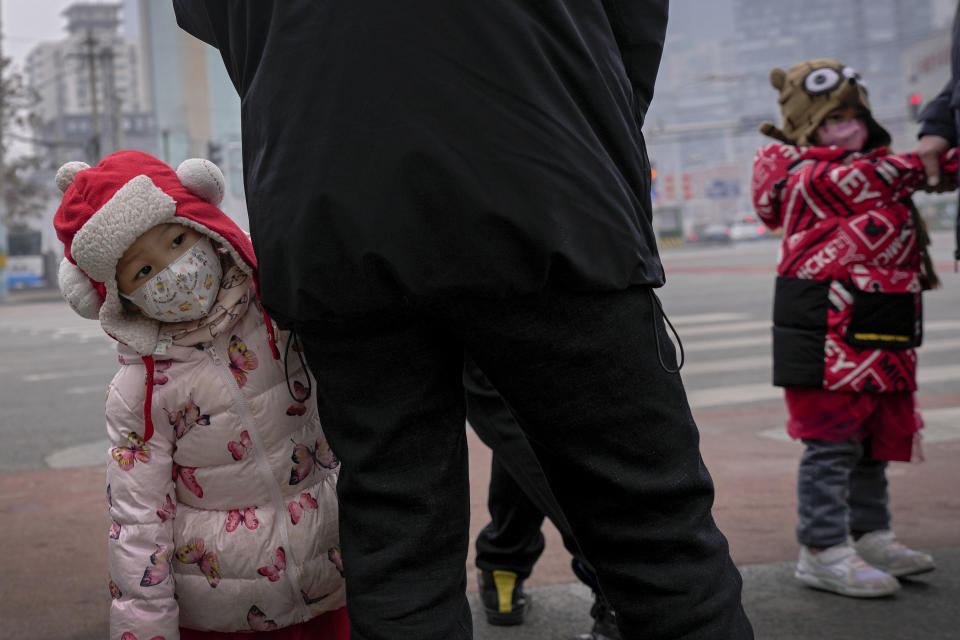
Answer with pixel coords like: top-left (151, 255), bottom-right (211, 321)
top-left (815, 118), bottom-right (868, 151)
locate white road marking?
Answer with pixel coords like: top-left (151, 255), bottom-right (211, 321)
top-left (65, 385), bottom-right (110, 395)
top-left (758, 407), bottom-right (960, 444)
top-left (682, 356), bottom-right (771, 376)
top-left (684, 335), bottom-right (771, 353)
top-left (23, 370), bottom-right (116, 382)
top-left (669, 313), bottom-right (749, 326)
top-left (45, 439), bottom-right (109, 469)
top-left (683, 333), bottom-right (960, 354)
top-left (676, 320), bottom-right (771, 337)
top-left (688, 364), bottom-right (960, 409)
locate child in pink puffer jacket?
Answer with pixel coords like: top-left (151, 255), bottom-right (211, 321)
top-left (54, 150), bottom-right (348, 640)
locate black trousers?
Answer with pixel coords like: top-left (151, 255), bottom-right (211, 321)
top-left (464, 357), bottom-right (573, 579)
top-left (300, 286), bottom-right (753, 640)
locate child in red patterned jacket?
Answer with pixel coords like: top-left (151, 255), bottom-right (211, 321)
top-left (752, 59), bottom-right (956, 598)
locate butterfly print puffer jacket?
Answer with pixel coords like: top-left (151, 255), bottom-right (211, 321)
top-left (106, 289), bottom-right (344, 639)
top-left (752, 143), bottom-right (958, 394)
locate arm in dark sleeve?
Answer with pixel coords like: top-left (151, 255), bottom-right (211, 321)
top-left (917, 80), bottom-right (958, 144)
top-left (599, 0), bottom-right (669, 121)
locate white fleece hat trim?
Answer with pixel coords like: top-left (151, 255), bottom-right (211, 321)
top-left (71, 175), bottom-right (177, 282)
top-left (56, 157), bottom-right (251, 356)
top-left (57, 257), bottom-right (102, 320)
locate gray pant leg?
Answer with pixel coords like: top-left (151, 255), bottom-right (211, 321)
top-left (848, 453), bottom-right (891, 535)
top-left (796, 439), bottom-right (863, 547)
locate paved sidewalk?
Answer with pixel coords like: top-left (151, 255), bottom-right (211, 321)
top-left (1, 287), bottom-right (63, 305)
top-left (2, 405), bottom-right (958, 638)
top-left (469, 549), bottom-right (960, 640)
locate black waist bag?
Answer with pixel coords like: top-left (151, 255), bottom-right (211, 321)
top-left (844, 283), bottom-right (922, 350)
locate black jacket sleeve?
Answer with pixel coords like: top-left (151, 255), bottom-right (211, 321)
top-left (918, 80), bottom-right (958, 144)
top-left (172, 0), bottom-right (250, 96)
top-left (599, 0), bottom-right (669, 122)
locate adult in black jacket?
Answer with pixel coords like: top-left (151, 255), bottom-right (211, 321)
top-left (174, 3), bottom-right (752, 639)
top-left (916, 2), bottom-right (960, 262)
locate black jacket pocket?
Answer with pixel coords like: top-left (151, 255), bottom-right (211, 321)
top-left (844, 285), bottom-right (920, 350)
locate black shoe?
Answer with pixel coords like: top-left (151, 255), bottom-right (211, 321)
top-left (570, 595), bottom-right (621, 640)
top-left (478, 569), bottom-right (530, 626)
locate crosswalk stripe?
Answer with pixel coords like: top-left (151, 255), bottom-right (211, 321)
top-left (669, 312), bottom-right (749, 326)
top-left (682, 356), bottom-right (771, 375)
top-left (675, 320), bottom-right (770, 337)
top-left (23, 370), bottom-right (116, 382)
top-left (683, 335), bottom-right (770, 352)
top-left (682, 331), bottom-right (960, 354)
top-left (65, 385), bottom-right (109, 395)
top-left (681, 338), bottom-right (960, 376)
top-left (688, 364), bottom-right (960, 409)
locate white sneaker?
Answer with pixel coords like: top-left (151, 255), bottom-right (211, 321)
top-left (853, 530), bottom-right (935, 577)
top-left (795, 543), bottom-right (900, 597)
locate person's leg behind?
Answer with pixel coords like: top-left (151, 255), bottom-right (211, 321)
top-left (473, 455), bottom-right (542, 625)
top-left (452, 286), bottom-right (753, 640)
top-left (300, 316), bottom-right (473, 640)
top-left (465, 357), bottom-right (620, 636)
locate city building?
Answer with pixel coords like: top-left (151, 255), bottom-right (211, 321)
top-left (646, 0), bottom-right (938, 233)
top-left (25, 2), bottom-right (155, 169)
top-left (135, 0), bottom-right (247, 227)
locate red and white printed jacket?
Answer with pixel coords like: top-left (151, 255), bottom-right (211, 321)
top-left (752, 142), bottom-right (957, 393)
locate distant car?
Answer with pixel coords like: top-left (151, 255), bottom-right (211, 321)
top-left (728, 216), bottom-right (770, 241)
top-left (687, 223), bottom-right (731, 244)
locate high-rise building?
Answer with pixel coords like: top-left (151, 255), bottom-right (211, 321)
top-left (134, 0), bottom-right (246, 227)
top-left (732, 0), bottom-right (934, 129)
top-left (25, 2), bottom-right (156, 167)
top-left (645, 0), bottom-right (938, 229)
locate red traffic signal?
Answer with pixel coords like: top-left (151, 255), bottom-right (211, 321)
top-left (909, 93), bottom-right (923, 107)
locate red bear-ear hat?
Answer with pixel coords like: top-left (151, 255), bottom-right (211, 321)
top-left (53, 149), bottom-right (257, 356)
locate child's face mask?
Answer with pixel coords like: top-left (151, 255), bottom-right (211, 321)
top-left (816, 118), bottom-right (868, 151)
top-left (121, 237), bottom-right (223, 322)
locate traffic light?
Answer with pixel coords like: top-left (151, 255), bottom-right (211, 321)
top-left (206, 141), bottom-right (223, 165)
top-left (908, 93), bottom-right (923, 120)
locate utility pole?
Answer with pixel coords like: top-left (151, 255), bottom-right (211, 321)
top-left (0, 0), bottom-right (8, 302)
top-left (82, 28), bottom-right (101, 161)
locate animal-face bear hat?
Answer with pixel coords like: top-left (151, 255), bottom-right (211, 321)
top-left (759, 58), bottom-right (891, 150)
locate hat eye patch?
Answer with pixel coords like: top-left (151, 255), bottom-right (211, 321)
top-left (803, 67), bottom-right (842, 95)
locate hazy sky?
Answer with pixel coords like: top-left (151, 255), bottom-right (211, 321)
top-left (1, 0), bottom-right (75, 65)
top-left (669, 0), bottom-right (734, 46)
top-left (1, 1), bottom-right (740, 66)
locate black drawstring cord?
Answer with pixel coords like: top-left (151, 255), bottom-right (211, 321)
top-left (284, 328), bottom-right (312, 402)
top-left (648, 288), bottom-right (685, 374)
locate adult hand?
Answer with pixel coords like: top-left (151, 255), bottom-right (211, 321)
top-left (915, 134), bottom-right (951, 189)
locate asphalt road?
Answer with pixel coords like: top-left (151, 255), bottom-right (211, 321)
top-left (2, 232), bottom-right (959, 639)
